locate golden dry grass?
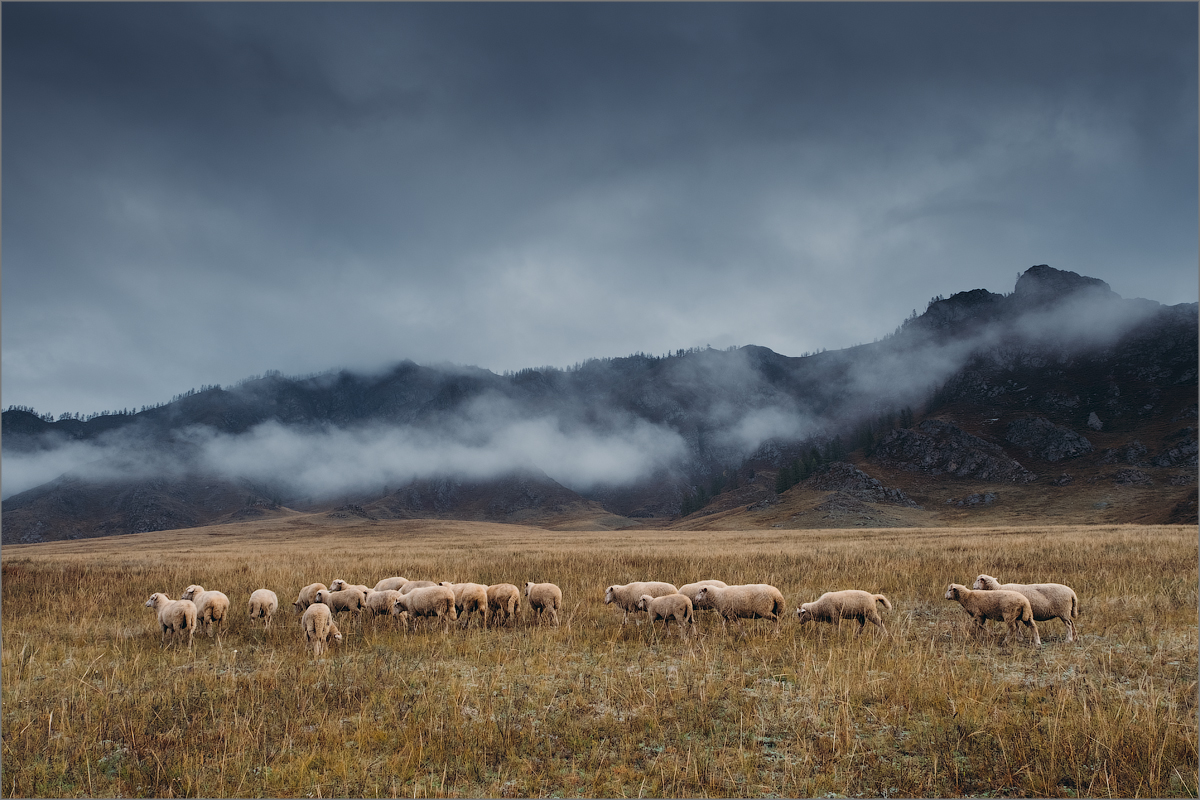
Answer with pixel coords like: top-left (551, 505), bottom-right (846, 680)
top-left (2, 518), bottom-right (1196, 798)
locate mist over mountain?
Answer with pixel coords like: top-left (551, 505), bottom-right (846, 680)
top-left (3, 265), bottom-right (1196, 542)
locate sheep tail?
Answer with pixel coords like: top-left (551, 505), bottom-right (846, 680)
top-left (874, 594), bottom-right (892, 610)
top-left (773, 596), bottom-right (786, 618)
top-left (1071, 595), bottom-right (1080, 618)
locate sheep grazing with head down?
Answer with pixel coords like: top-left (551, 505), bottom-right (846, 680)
top-left (486, 583), bottom-right (522, 628)
top-left (973, 574), bottom-right (1079, 642)
top-left (637, 593), bottom-right (694, 637)
top-left (248, 589), bottom-right (279, 631)
top-left (393, 585), bottom-right (458, 631)
top-left (696, 584), bottom-right (787, 631)
top-left (439, 582), bottom-right (490, 628)
top-left (313, 587), bottom-right (366, 622)
top-left (301, 602), bottom-right (343, 657)
top-left (525, 582), bottom-right (563, 627)
top-left (945, 583), bottom-right (1040, 646)
top-left (604, 581), bottom-right (679, 625)
top-left (144, 593), bottom-right (197, 649)
top-left (363, 589), bottom-right (404, 622)
top-left (180, 585), bottom-right (230, 639)
top-left (797, 590), bottom-right (892, 636)
top-left (678, 580), bottom-right (729, 613)
top-left (292, 583), bottom-right (328, 613)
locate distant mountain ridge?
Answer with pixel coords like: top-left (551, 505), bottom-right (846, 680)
top-left (3, 265), bottom-right (1196, 542)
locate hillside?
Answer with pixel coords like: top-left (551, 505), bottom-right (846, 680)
top-left (3, 264), bottom-right (1195, 542)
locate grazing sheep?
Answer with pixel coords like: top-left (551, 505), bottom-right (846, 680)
top-left (973, 574), bottom-right (1079, 641)
top-left (945, 583), bottom-right (1041, 646)
top-left (144, 593), bottom-right (197, 649)
top-left (301, 603), bottom-right (343, 657)
top-left (363, 589), bottom-right (404, 621)
top-left (604, 581), bottom-right (679, 624)
top-left (180, 585), bottom-right (231, 639)
top-left (486, 583), bottom-right (522, 627)
top-left (330, 579), bottom-right (371, 595)
top-left (313, 587), bottom-right (366, 621)
top-left (678, 580), bottom-right (729, 612)
top-left (373, 576), bottom-right (409, 592)
top-left (248, 589), bottom-right (279, 631)
top-left (696, 584), bottom-right (787, 631)
top-left (438, 582), bottom-right (490, 628)
top-left (393, 585), bottom-right (458, 631)
top-left (399, 580), bottom-right (438, 594)
top-left (292, 583), bottom-right (328, 613)
top-left (637, 593), bottom-right (694, 637)
top-left (797, 590), bottom-right (892, 636)
top-left (525, 582), bottom-right (563, 627)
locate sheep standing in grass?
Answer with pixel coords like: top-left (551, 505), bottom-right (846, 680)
top-left (363, 589), bottom-right (404, 623)
top-left (696, 584), bottom-right (787, 631)
top-left (393, 585), bottom-right (458, 631)
top-left (292, 583), bottom-right (328, 613)
top-left (248, 589), bottom-right (279, 631)
top-left (439, 582), bottom-right (490, 628)
top-left (144, 593), bottom-right (197, 649)
top-left (180, 585), bottom-right (230, 639)
top-left (301, 602), bottom-right (343, 657)
top-left (313, 587), bottom-right (366, 622)
top-left (637, 593), bottom-right (694, 637)
top-left (330, 579), bottom-right (371, 595)
top-left (679, 580), bottom-right (729, 613)
top-left (604, 581), bottom-right (679, 625)
top-left (525, 582), bottom-right (563, 627)
top-left (487, 584), bottom-right (522, 628)
top-left (973, 574), bottom-right (1079, 641)
top-left (797, 590), bottom-right (892, 636)
top-left (945, 583), bottom-right (1040, 646)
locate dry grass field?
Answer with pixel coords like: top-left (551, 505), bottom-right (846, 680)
top-left (2, 517), bottom-right (1196, 798)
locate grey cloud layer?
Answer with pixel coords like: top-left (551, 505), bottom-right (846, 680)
top-left (3, 3), bottom-right (1196, 417)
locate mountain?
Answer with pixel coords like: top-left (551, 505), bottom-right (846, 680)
top-left (3, 265), bottom-right (1196, 542)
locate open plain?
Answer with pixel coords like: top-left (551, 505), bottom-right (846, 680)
top-left (2, 516), bottom-right (1196, 798)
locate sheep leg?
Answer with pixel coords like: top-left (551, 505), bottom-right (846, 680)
top-left (1025, 618), bottom-right (1041, 646)
top-left (1062, 615), bottom-right (1076, 642)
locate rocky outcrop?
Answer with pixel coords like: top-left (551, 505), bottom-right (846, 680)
top-left (873, 419), bottom-right (1036, 483)
top-left (803, 462), bottom-right (920, 507)
top-left (1004, 416), bottom-right (1093, 462)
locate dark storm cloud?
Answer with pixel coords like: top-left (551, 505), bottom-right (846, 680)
top-left (3, 3), bottom-right (1196, 418)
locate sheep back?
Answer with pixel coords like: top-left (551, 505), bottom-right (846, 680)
top-left (797, 589), bottom-right (891, 634)
top-left (973, 574), bottom-right (1079, 640)
top-left (698, 584), bottom-right (787, 624)
top-left (486, 583), bottom-right (521, 627)
top-left (525, 582), bottom-right (563, 627)
top-left (248, 589), bottom-right (279, 629)
top-left (293, 583), bottom-right (328, 613)
top-left (637, 593), bottom-right (694, 632)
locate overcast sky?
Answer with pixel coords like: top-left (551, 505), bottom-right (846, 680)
top-left (4, 2), bottom-right (1197, 418)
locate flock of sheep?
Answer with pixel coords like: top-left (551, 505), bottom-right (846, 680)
top-left (142, 572), bottom-right (1079, 655)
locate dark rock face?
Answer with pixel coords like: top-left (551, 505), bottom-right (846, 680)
top-left (947, 493), bottom-right (997, 507)
top-left (874, 419), bottom-right (1036, 483)
top-left (1100, 440), bottom-right (1149, 466)
top-left (1005, 417), bottom-right (1093, 462)
top-left (1114, 468), bottom-right (1153, 486)
top-left (1152, 435), bottom-right (1198, 468)
top-left (803, 462), bottom-right (921, 507)
top-left (1012, 264), bottom-right (1119, 307)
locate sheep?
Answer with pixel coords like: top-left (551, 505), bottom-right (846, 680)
top-left (363, 589), bottom-right (404, 621)
top-left (486, 583), bottom-right (522, 628)
top-left (399, 580), bottom-right (438, 594)
top-left (797, 590), bottom-right (892, 636)
top-left (330, 579), bottom-right (371, 595)
top-left (144, 593), bottom-right (197, 648)
top-left (180, 585), bottom-right (230, 638)
top-left (604, 581), bottom-right (679, 624)
top-left (373, 576), bottom-right (409, 592)
top-left (636, 593), bottom-right (694, 637)
top-left (525, 582), bottom-right (563, 627)
top-left (945, 583), bottom-right (1041, 646)
top-left (695, 584), bottom-right (787, 631)
top-left (438, 582), bottom-right (490, 628)
top-left (301, 602), bottom-right (343, 657)
top-left (248, 589), bottom-right (279, 631)
top-left (313, 587), bottom-right (366, 621)
top-left (292, 583), bottom-right (328, 613)
top-left (678, 580), bottom-right (729, 613)
top-left (392, 585), bottom-right (458, 631)
top-left (973, 574), bottom-right (1079, 641)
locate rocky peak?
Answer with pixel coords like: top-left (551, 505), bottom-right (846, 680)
top-left (1013, 264), bottom-right (1119, 307)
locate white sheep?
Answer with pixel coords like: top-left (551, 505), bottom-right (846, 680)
top-left (180, 585), bottom-right (230, 639)
top-left (636, 593), bottom-right (694, 637)
top-left (525, 582), bottom-right (563, 627)
top-left (399, 580), bottom-right (438, 594)
top-left (373, 576), bottom-right (409, 592)
top-left (797, 590), bottom-right (892, 636)
top-left (248, 589), bottom-right (279, 631)
top-left (363, 589), bottom-right (404, 621)
top-left (292, 583), bottom-right (328, 613)
top-left (438, 582), bottom-right (490, 628)
top-left (973, 574), bottom-right (1079, 641)
top-left (678, 580), bottom-right (729, 613)
top-left (486, 583), bottom-right (521, 627)
top-left (313, 587), bottom-right (366, 621)
top-left (301, 602), bottom-right (343, 656)
top-left (330, 579), bottom-right (371, 595)
top-left (144, 593), bottom-right (197, 648)
top-left (945, 583), bottom-right (1041, 646)
top-left (392, 585), bottom-right (458, 631)
top-left (604, 581), bottom-right (679, 624)
top-left (696, 584), bottom-right (787, 631)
